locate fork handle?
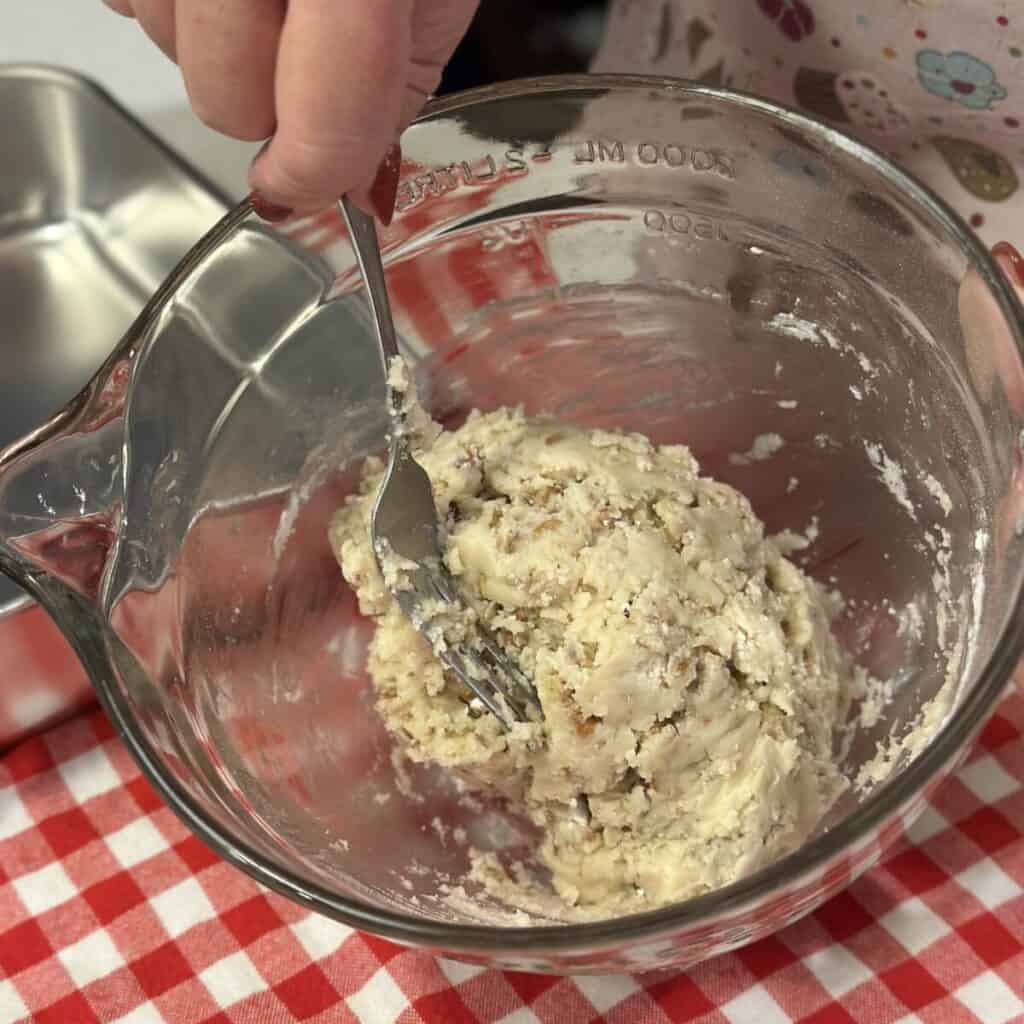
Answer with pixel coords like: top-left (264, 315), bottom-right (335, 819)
top-left (339, 196), bottom-right (403, 410)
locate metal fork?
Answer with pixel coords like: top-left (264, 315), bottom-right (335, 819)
top-left (339, 196), bottom-right (543, 728)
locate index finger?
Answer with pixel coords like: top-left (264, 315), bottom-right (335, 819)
top-left (249, 0), bottom-right (413, 212)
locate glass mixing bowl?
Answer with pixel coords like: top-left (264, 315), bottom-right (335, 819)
top-left (1, 76), bottom-right (1022, 973)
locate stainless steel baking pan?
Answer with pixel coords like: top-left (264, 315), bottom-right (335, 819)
top-left (0, 64), bottom-right (229, 747)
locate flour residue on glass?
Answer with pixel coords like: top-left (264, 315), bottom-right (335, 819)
top-left (766, 311), bottom-right (881, 383)
top-left (729, 432), bottom-right (786, 466)
top-left (761, 304), bottom-right (983, 801)
top-left (864, 441), bottom-right (918, 522)
top-left (850, 434), bottom-right (982, 793)
top-left (923, 473), bottom-right (953, 517)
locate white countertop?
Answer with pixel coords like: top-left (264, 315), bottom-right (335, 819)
top-left (1, 1), bottom-right (259, 198)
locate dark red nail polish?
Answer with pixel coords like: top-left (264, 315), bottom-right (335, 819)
top-left (368, 144), bottom-right (403, 227)
top-left (250, 191), bottom-right (293, 223)
top-left (993, 241), bottom-right (1024, 287)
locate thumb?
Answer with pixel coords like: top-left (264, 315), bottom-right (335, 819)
top-left (249, 0), bottom-right (412, 214)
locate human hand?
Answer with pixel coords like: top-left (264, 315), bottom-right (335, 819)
top-left (102, 0), bottom-right (480, 219)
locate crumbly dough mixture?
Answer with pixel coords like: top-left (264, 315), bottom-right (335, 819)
top-left (330, 391), bottom-right (863, 918)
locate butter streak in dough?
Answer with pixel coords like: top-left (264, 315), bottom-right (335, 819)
top-left (330, 405), bottom-right (859, 918)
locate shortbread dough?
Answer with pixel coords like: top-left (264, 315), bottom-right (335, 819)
top-left (330, 388), bottom-right (862, 918)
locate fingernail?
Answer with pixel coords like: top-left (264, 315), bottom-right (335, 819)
top-left (368, 143), bottom-right (403, 227)
top-left (993, 242), bottom-right (1024, 287)
top-left (247, 138), bottom-right (273, 184)
top-left (251, 138), bottom-right (273, 165)
top-left (250, 191), bottom-right (293, 223)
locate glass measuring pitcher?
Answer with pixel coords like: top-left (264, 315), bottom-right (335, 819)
top-left (0, 76), bottom-right (1021, 973)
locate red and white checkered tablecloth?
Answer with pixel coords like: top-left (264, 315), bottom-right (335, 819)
top-left (0, 682), bottom-right (1022, 1024)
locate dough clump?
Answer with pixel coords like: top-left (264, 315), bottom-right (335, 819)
top-left (330, 399), bottom-right (859, 918)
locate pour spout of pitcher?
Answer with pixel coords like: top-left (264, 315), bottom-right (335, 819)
top-left (0, 200), bottom-right (255, 602)
top-left (0, 380), bottom-right (126, 603)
